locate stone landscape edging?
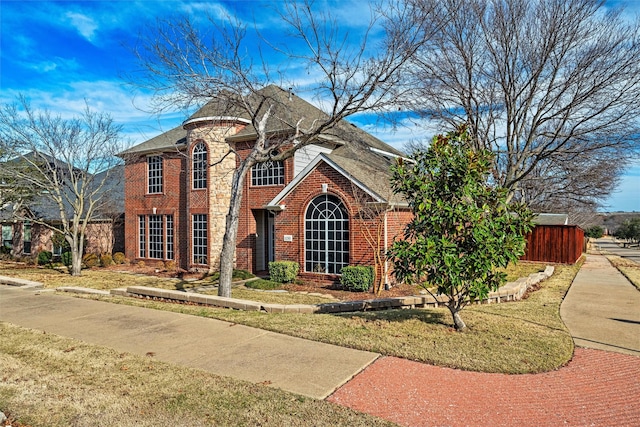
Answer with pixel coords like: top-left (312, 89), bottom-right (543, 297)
top-left (0, 266), bottom-right (554, 313)
top-left (112, 266), bottom-right (555, 313)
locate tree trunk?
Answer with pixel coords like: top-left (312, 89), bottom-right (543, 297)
top-left (218, 162), bottom-right (250, 298)
top-left (447, 305), bottom-right (467, 332)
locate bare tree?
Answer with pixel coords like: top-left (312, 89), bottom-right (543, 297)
top-left (128, 0), bottom-right (434, 297)
top-left (0, 98), bottom-right (126, 275)
top-left (402, 0), bottom-right (640, 209)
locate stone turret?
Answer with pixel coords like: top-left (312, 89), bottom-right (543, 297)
top-left (183, 114), bottom-right (249, 271)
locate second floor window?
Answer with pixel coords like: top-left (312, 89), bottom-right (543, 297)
top-left (251, 159), bottom-right (285, 186)
top-left (147, 155), bottom-right (163, 194)
top-left (192, 142), bottom-right (208, 189)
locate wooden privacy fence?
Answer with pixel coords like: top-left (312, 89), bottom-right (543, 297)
top-left (521, 225), bottom-right (584, 264)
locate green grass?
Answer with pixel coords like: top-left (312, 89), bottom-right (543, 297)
top-left (0, 323), bottom-right (394, 427)
top-left (245, 278), bottom-right (283, 290)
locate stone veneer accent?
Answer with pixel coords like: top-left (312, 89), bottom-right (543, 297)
top-left (186, 122), bottom-right (241, 271)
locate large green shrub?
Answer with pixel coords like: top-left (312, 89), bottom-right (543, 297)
top-left (340, 265), bottom-right (374, 292)
top-left (37, 251), bottom-right (53, 266)
top-left (268, 261), bottom-right (299, 283)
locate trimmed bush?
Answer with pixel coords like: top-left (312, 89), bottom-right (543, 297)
top-left (340, 265), bottom-right (374, 292)
top-left (83, 253), bottom-right (100, 268)
top-left (163, 260), bottom-right (176, 271)
top-left (268, 261), bottom-right (299, 283)
top-left (113, 252), bottom-right (126, 264)
top-left (38, 251), bottom-right (53, 266)
top-left (100, 253), bottom-right (114, 267)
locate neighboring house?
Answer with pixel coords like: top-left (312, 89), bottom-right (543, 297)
top-left (120, 85), bottom-right (412, 284)
top-left (0, 162), bottom-right (125, 259)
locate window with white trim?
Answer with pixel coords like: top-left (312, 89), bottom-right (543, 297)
top-left (148, 215), bottom-right (163, 259)
top-left (138, 214), bottom-right (174, 260)
top-left (192, 142), bottom-right (208, 189)
top-left (305, 194), bottom-right (349, 274)
top-left (147, 155), bottom-right (163, 194)
top-left (166, 215), bottom-right (174, 260)
top-left (251, 159), bottom-right (284, 186)
top-left (138, 216), bottom-right (146, 258)
top-left (192, 214), bottom-right (208, 264)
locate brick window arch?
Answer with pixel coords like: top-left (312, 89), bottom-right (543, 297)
top-left (304, 194), bottom-right (349, 274)
top-left (192, 142), bottom-right (208, 189)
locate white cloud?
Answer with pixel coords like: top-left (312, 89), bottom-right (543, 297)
top-left (66, 12), bottom-right (99, 42)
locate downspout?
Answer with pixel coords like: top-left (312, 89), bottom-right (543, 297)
top-left (384, 209), bottom-right (389, 289)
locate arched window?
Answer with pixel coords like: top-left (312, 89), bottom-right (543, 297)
top-left (192, 142), bottom-right (208, 189)
top-left (305, 194), bottom-right (349, 274)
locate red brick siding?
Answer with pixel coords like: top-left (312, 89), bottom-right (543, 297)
top-left (123, 152), bottom-right (188, 269)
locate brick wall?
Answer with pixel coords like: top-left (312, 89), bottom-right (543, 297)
top-left (123, 152), bottom-right (187, 269)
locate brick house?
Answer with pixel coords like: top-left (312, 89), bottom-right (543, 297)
top-left (0, 165), bottom-right (124, 259)
top-left (120, 85), bottom-right (411, 284)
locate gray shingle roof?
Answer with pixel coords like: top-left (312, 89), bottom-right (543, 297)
top-left (119, 126), bottom-right (187, 156)
top-left (533, 213), bottom-right (569, 225)
top-left (123, 85), bottom-right (406, 204)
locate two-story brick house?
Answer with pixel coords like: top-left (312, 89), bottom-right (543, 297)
top-left (120, 85), bottom-right (411, 285)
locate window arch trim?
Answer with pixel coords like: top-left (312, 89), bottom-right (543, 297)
top-left (304, 194), bottom-right (349, 274)
top-left (192, 141), bottom-right (208, 190)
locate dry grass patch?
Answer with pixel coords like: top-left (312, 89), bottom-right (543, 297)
top-left (0, 262), bottom-right (181, 290)
top-left (605, 255), bottom-right (640, 290)
top-left (0, 323), bottom-right (393, 427)
top-left (76, 261), bottom-right (576, 374)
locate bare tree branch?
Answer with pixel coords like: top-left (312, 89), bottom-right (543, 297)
top-left (402, 0), bottom-right (640, 209)
top-left (125, 0), bottom-right (434, 296)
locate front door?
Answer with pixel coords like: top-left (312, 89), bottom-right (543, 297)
top-left (254, 210), bottom-right (275, 271)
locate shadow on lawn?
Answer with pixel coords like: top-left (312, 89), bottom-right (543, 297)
top-left (338, 308), bottom-right (448, 326)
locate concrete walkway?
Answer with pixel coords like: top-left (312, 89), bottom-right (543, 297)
top-left (560, 254), bottom-right (640, 355)
top-left (0, 285), bottom-right (378, 399)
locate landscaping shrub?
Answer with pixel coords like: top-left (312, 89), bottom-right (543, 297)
top-left (83, 253), bottom-right (100, 268)
top-left (585, 226), bottom-right (604, 239)
top-left (112, 252), bottom-right (126, 264)
top-left (60, 252), bottom-right (72, 267)
top-left (245, 278), bottom-right (283, 290)
top-left (340, 265), bottom-right (374, 292)
top-left (100, 253), bottom-right (114, 267)
top-left (268, 261), bottom-right (299, 283)
top-left (37, 251), bottom-right (53, 266)
top-left (163, 260), bottom-right (176, 271)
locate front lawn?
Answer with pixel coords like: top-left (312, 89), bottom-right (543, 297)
top-left (1, 259), bottom-right (576, 374)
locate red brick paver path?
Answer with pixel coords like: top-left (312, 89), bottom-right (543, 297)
top-left (329, 348), bottom-right (640, 426)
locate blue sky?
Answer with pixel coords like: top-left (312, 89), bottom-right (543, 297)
top-left (1, 0), bottom-right (639, 212)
